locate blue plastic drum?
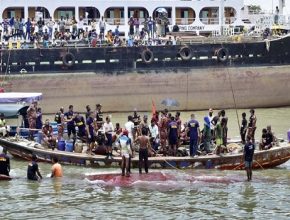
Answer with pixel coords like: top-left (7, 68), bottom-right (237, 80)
top-left (57, 140), bottom-right (66, 151)
top-left (65, 141), bottom-right (74, 152)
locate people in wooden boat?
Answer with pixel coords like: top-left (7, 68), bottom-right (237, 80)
top-left (247, 109), bottom-right (257, 143)
top-left (118, 130), bottom-right (133, 177)
top-left (259, 127), bottom-right (275, 150)
top-left (132, 109), bottom-right (141, 141)
top-left (244, 136), bottom-right (255, 181)
top-left (0, 113), bottom-right (10, 137)
top-left (175, 112), bottom-right (182, 148)
top-left (135, 127), bottom-right (151, 174)
top-left (149, 119), bottom-right (159, 152)
top-left (186, 114), bottom-right (201, 157)
top-left (203, 117), bottom-right (212, 154)
top-left (42, 119), bottom-right (56, 149)
top-left (167, 116), bottom-right (179, 156)
top-left (0, 147), bottom-right (10, 176)
top-left (207, 108), bottom-right (215, 137)
top-left (215, 117), bottom-right (223, 155)
top-left (27, 154), bottom-right (42, 181)
top-left (85, 105), bottom-right (91, 120)
top-left (54, 107), bottom-right (64, 125)
top-left (64, 105), bottom-right (76, 140)
top-left (267, 125), bottom-right (278, 146)
top-left (104, 116), bottom-right (114, 160)
top-left (51, 157), bottom-right (63, 178)
top-left (240, 112), bottom-right (247, 144)
top-left (86, 111), bottom-right (96, 155)
top-left (27, 101), bottom-right (38, 140)
top-left (139, 115), bottom-right (151, 138)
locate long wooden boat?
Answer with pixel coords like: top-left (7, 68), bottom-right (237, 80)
top-left (0, 137), bottom-right (289, 170)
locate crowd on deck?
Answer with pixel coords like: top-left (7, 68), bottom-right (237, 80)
top-left (0, 15), bottom-right (177, 49)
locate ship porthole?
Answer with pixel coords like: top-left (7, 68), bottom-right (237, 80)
top-left (179, 46), bottom-right (193, 61)
top-left (62, 53), bottom-right (76, 67)
top-left (141, 49), bottom-right (154, 64)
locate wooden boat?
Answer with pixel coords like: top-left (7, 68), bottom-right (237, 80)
top-left (0, 174), bottom-right (12, 181)
top-left (0, 137), bottom-right (289, 170)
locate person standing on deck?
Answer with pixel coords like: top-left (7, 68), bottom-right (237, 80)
top-left (186, 114), bottom-right (201, 157)
top-left (149, 119), bottom-right (159, 152)
top-left (86, 111), bottom-right (96, 155)
top-left (135, 127), bottom-right (151, 174)
top-left (203, 116), bottom-right (212, 154)
top-left (240, 112), bottom-right (247, 144)
top-left (132, 109), bottom-right (141, 141)
top-left (0, 147), bottom-right (10, 176)
top-left (64, 105), bottom-right (76, 140)
top-left (125, 115), bottom-right (135, 142)
top-left (55, 107), bottom-right (65, 141)
top-left (27, 154), bottom-right (42, 181)
top-left (118, 130), bottom-right (133, 177)
top-left (247, 109), bottom-right (257, 143)
top-left (159, 111), bottom-right (168, 155)
top-left (27, 101), bottom-right (38, 140)
top-left (51, 157), bottom-right (63, 178)
top-left (167, 116), bottom-right (179, 156)
top-left (215, 117), bottom-right (223, 155)
top-left (85, 105), bottom-right (91, 120)
top-left (36, 107), bottom-right (43, 130)
top-left (243, 136), bottom-right (255, 181)
top-left (207, 108), bottom-right (215, 137)
top-left (95, 104), bottom-right (103, 129)
top-left (104, 116), bottom-right (114, 159)
top-left (220, 110), bottom-right (228, 147)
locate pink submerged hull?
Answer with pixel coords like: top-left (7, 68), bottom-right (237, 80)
top-left (85, 171), bottom-right (243, 187)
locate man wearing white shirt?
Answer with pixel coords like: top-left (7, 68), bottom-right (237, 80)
top-left (78, 16), bottom-right (84, 39)
top-left (125, 115), bottom-right (134, 141)
top-left (149, 119), bottom-right (159, 151)
top-left (104, 116), bottom-right (114, 159)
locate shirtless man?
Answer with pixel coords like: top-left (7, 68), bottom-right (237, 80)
top-left (158, 111), bottom-right (168, 155)
top-left (27, 101), bottom-right (38, 140)
top-left (135, 127), bottom-right (151, 174)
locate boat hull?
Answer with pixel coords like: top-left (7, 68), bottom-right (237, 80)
top-left (1, 138), bottom-right (289, 170)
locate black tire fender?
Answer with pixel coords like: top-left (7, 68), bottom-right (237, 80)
top-left (216, 48), bottom-right (229, 62)
top-left (179, 46), bottom-right (193, 61)
top-left (62, 53), bottom-right (76, 67)
top-left (141, 49), bottom-right (154, 64)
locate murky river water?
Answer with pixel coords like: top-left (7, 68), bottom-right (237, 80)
top-left (1, 107), bottom-right (290, 219)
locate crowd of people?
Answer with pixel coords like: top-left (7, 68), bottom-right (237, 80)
top-left (0, 15), bottom-right (176, 49)
top-left (0, 100), bottom-right (279, 180)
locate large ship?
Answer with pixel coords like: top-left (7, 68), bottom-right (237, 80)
top-left (0, 0), bottom-right (290, 112)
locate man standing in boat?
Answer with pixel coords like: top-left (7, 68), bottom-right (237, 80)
top-left (240, 112), bottom-right (247, 144)
top-left (247, 109), bottom-right (257, 143)
top-left (243, 136), bottom-right (255, 181)
top-left (135, 127), bottom-right (151, 174)
top-left (64, 105), bottom-right (76, 140)
top-left (186, 114), bottom-right (201, 157)
top-left (167, 116), bottom-right (179, 156)
top-left (0, 147), bottom-right (10, 176)
top-left (86, 111), bottom-right (96, 155)
top-left (27, 101), bottom-right (38, 140)
top-left (95, 104), bottom-right (103, 129)
top-left (132, 109), bottom-right (141, 141)
top-left (118, 130), bottom-right (133, 177)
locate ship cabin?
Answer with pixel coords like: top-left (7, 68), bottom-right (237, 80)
top-left (0, 0), bottom-right (247, 36)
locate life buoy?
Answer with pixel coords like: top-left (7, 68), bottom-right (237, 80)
top-left (141, 49), bottom-right (154, 64)
top-left (179, 46), bottom-right (193, 61)
top-left (62, 53), bottom-right (75, 67)
top-left (216, 48), bottom-right (229, 63)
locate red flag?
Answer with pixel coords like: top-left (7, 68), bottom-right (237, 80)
top-left (152, 99), bottom-right (156, 120)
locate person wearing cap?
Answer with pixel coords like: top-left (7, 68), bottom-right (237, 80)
top-left (27, 154), bottom-right (42, 181)
top-left (118, 130), bottom-right (133, 177)
top-left (0, 113), bottom-right (10, 137)
top-left (0, 146), bottom-right (10, 176)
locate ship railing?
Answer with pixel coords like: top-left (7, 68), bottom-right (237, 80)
top-left (200, 17), bottom-right (219, 25)
top-left (175, 18), bottom-right (195, 25)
